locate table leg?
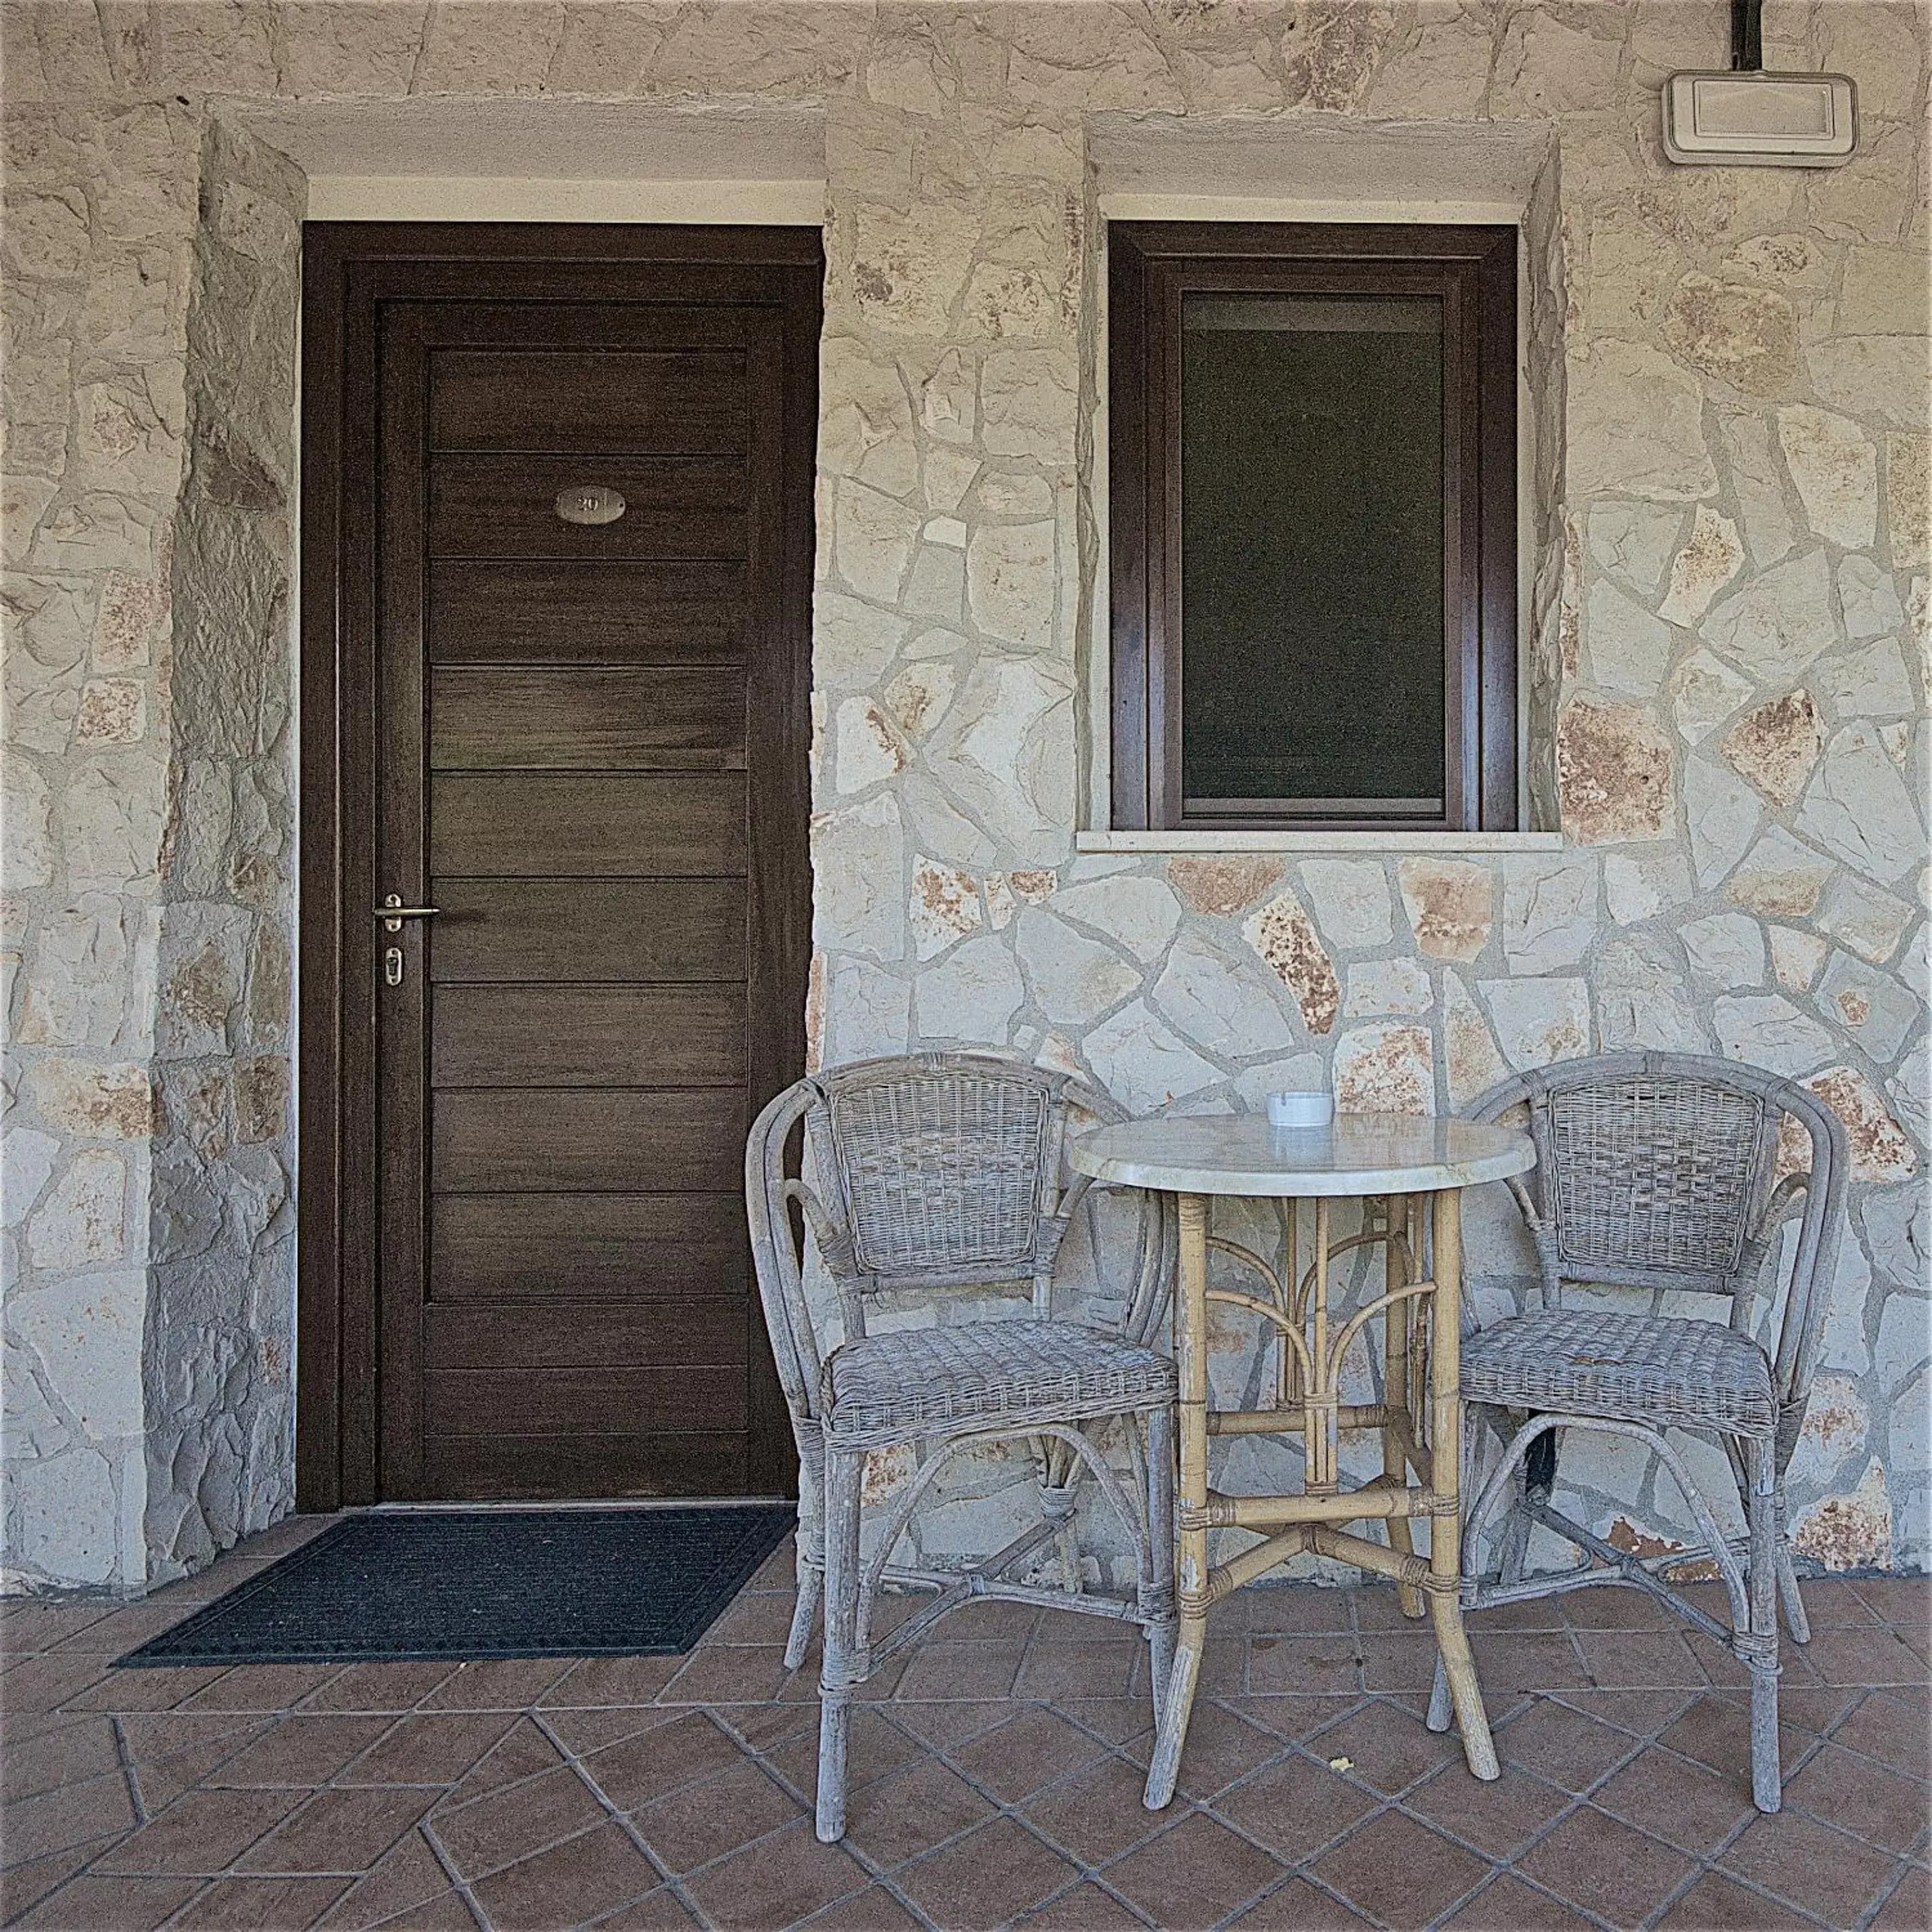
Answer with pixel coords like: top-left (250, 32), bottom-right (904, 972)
top-left (1144, 1189), bottom-right (1210, 1811)
top-left (1427, 1186), bottom-right (1499, 1780)
top-left (1384, 1193), bottom-right (1425, 1621)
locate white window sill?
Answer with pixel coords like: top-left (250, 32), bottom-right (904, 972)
top-left (1077, 829), bottom-right (1564, 855)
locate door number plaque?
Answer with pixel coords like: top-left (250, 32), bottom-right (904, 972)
top-left (555, 484), bottom-right (627, 525)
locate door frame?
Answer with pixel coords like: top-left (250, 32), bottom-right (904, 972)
top-left (296, 223), bottom-right (822, 1511)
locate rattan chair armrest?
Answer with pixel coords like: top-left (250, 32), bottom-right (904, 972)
top-left (784, 1177), bottom-right (857, 1279)
top-left (1750, 1172), bottom-right (1810, 1245)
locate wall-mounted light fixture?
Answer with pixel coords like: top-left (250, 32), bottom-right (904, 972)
top-left (1663, 0), bottom-right (1857, 168)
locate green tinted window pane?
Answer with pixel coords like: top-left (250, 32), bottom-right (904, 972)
top-left (1180, 292), bottom-right (1444, 813)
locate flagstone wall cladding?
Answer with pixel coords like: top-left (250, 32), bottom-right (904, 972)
top-left (1, 1), bottom-right (1926, 1593)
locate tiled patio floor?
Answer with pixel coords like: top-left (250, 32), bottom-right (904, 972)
top-left (3, 1518), bottom-right (1926, 1932)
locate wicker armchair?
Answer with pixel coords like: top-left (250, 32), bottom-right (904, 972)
top-left (746, 1053), bottom-right (1179, 1842)
top-left (1427, 1052), bottom-right (1847, 1813)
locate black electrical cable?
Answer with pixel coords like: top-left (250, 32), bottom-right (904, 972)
top-left (1731, 0), bottom-right (1764, 72)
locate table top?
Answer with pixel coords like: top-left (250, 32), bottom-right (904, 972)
top-left (1069, 1113), bottom-right (1537, 1197)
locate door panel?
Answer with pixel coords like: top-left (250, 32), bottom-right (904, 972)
top-left (427, 560), bottom-right (747, 662)
top-left (429, 668), bottom-right (743, 769)
top-left (429, 1195), bottom-right (749, 1300)
top-left (429, 773), bottom-right (746, 876)
top-left (429, 348), bottom-right (748, 452)
top-left (428, 455), bottom-right (747, 559)
top-left (429, 986), bottom-right (746, 1088)
top-left (345, 250), bottom-right (813, 1505)
top-left (427, 880), bottom-right (745, 983)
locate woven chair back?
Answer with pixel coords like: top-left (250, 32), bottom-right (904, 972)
top-left (1543, 1075), bottom-right (1765, 1283)
top-left (809, 1054), bottom-right (1117, 1295)
top-left (1471, 1051), bottom-right (1847, 1408)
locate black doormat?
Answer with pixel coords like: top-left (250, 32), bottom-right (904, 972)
top-left (116, 1504), bottom-right (797, 1667)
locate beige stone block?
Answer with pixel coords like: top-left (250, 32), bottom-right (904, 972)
top-left (816, 593), bottom-right (908, 690)
top-left (1722, 233), bottom-right (1832, 291)
top-left (1483, 978), bottom-right (1591, 1073)
top-left (812, 792), bottom-right (905, 963)
top-left (965, 520), bottom-right (1056, 651)
top-left (233, 1058), bottom-right (288, 1144)
top-left (1015, 909), bottom-right (1139, 1027)
top-left (1796, 721), bottom-right (1923, 885)
top-left (1153, 926), bottom-right (1298, 1060)
top-left (23, 1060), bottom-right (153, 1140)
top-left (1717, 412), bottom-right (1797, 566)
top-left (24, 1146), bottom-right (128, 1270)
top-left (1361, 20), bottom-right (1492, 114)
top-left (1837, 245), bottom-right (1931, 336)
top-left (833, 480), bottom-right (921, 603)
top-left (1885, 431), bottom-right (1929, 568)
top-left (1602, 849), bottom-right (1690, 924)
top-left (92, 564), bottom-right (170, 672)
top-left (819, 338), bottom-right (919, 494)
top-left (1699, 548), bottom-right (1836, 682)
top-left (1332, 1020), bottom-right (1433, 1117)
top-left (833, 697), bottom-right (907, 794)
top-left (1585, 577), bottom-right (1672, 695)
top-left (962, 263), bottom-right (1062, 341)
top-left (1662, 274), bottom-right (1798, 399)
top-left (1165, 855), bottom-right (1281, 919)
top-left (1343, 958), bottom-right (1431, 1019)
top-left (910, 857), bottom-right (982, 959)
top-left (1807, 1066), bottom-right (1918, 1183)
top-left (73, 676), bottom-right (145, 746)
top-left (1583, 210), bottom-right (1683, 335)
top-left (1769, 925), bottom-right (1828, 992)
top-left (1243, 889), bottom-right (1338, 1037)
top-left (1053, 875), bottom-right (1181, 961)
top-left (1442, 973), bottom-right (1509, 1111)
top-left (1669, 649), bottom-right (1754, 743)
top-left (1777, 405), bottom-right (1878, 551)
top-left (1569, 340), bottom-right (1717, 501)
top-left (1556, 699), bottom-right (1674, 845)
top-left (1807, 336), bottom-right (1930, 431)
top-left (1837, 555), bottom-right (1904, 640)
top-left (849, 203), bottom-right (980, 336)
top-left (2, 754), bottom-right (54, 887)
top-left (545, 0), bottom-right (671, 94)
top-left (2, 1125), bottom-right (59, 1228)
top-left (883, 661), bottom-right (956, 741)
top-left (1723, 826), bottom-right (1834, 919)
top-left (1815, 870), bottom-right (1914, 965)
top-left (979, 347), bottom-right (1074, 460)
top-left (1296, 859), bottom-right (1394, 950)
top-left (1721, 688), bottom-right (1823, 808)
top-left (1586, 502), bottom-right (1682, 596)
top-left (1657, 506), bottom-right (1745, 628)
top-left (1082, 1001), bottom-right (1218, 1113)
top-left (1397, 859), bottom-right (1492, 963)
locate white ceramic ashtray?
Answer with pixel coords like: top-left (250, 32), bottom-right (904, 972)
top-left (1267, 1090), bottom-right (1334, 1129)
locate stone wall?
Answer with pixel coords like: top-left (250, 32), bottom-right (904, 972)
top-left (1, 0), bottom-right (1927, 1594)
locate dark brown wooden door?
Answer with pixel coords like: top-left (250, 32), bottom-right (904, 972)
top-left (305, 233), bottom-right (815, 1504)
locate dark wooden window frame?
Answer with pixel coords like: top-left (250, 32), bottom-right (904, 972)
top-left (1108, 221), bottom-right (1518, 832)
top-left (296, 223), bottom-right (821, 1511)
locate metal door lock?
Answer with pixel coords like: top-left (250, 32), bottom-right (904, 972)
top-left (384, 946), bottom-right (404, 987)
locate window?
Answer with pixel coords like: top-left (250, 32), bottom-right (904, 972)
top-left (1108, 223), bottom-right (1518, 832)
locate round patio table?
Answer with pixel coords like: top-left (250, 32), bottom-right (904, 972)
top-left (1070, 1113), bottom-right (1537, 1809)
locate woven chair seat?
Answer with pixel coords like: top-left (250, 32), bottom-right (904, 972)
top-left (822, 1321), bottom-right (1177, 1448)
top-left (1462, 1309), bottom-right (1776, 1437)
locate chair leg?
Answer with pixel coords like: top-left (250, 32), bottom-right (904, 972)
top-left (1775, 1486), bottom-right (1811, 1645)
top-left (1743, 1438), bottom-right (1783, 1815)
top-left (816, 1445), bottom-right (865, 1843)
top-left (786, 1563), bottom-right (822, 1672)
top-left (1143, 1404), bottom-right (1178, 1721)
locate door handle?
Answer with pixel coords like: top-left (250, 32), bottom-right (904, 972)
top-left (376, 893), bottom-right (440, 933)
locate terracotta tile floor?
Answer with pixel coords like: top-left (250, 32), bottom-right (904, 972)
top-left (3, 1518), bottom-right (1926, 1931)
